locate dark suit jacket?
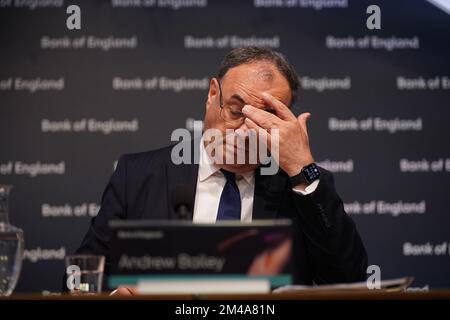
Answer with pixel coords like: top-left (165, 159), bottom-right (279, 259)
top-left (75, 143), bottom-right (368, 285)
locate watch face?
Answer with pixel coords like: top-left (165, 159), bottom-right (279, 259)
top-left (303, 164), bottom-right (320, 182)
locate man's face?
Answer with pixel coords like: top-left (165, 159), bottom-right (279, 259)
top-left (203, 61), bottom-right (292, 173)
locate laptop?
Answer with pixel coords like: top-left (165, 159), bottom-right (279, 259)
top-left (108, 219), bottom-right (295, 294)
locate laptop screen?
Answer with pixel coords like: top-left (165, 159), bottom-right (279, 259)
top-left (108, 219), bottom-right (294, 291)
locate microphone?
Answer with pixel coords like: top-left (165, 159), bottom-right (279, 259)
top-left (171, 184), bottom-right (195, 220)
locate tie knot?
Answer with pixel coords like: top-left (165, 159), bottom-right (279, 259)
top-left (220, 169), bottom-right (235, 182)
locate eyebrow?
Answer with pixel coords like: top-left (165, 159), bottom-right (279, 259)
top-left (229, 93), bottom-right (275, 113)
top-left (229, 94), bottom-right (247, 105)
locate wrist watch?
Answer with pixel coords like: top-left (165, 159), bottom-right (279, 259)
top-left (289, 163), bottom-right (320, 186)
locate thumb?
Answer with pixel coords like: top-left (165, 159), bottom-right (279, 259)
top-left (297, 112), bottom-right (311, 131)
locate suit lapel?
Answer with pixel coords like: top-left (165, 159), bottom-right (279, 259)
top-left (252, 167), bottom-right (287, 220)
top-left (165, 139), bottom-right (200, 220)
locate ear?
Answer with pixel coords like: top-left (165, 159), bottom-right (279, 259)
top-left (206, 78), bottom-right (220, 110)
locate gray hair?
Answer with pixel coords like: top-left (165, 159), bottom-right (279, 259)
top-left (218, 47), bottom-right (300, 105)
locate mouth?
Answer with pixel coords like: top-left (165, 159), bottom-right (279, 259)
top-left (222, 143), bottom-right (247, 160)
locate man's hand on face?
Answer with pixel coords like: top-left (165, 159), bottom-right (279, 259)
top-left (242, 92), bottom-right (314, 181)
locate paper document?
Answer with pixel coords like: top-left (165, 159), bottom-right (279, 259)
top-left (273, 277), bottom-right (414, 293)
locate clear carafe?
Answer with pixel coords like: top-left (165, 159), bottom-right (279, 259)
top-left (0, 185), bottom-right (24, 296)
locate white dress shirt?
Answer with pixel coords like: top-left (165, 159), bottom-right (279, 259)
top-left (192, 141), bottom-right (320, 223)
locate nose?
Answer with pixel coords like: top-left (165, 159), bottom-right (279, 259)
top-left (235, 122), bottom-right (251, 145)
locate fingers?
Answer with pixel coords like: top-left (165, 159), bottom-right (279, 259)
top-left (261, 92), bottom-right (296, 121)
top-left (244, 117), bottom-right (272, 149)
top-left (242, 104), bottom-right (281, 130)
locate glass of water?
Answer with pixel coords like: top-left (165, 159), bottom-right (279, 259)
top-left (0, 223), bottom-right (24, 296)
top-left (65, 255), bottom-right (105, 295)
top-left (0, 185), bottom-right (25, 297)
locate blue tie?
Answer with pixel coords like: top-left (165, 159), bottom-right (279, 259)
top-left (216, 169), bottom-right (241, 220)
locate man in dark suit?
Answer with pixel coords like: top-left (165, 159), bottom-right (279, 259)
top-left (74, 47), bottom-right (367, 291)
